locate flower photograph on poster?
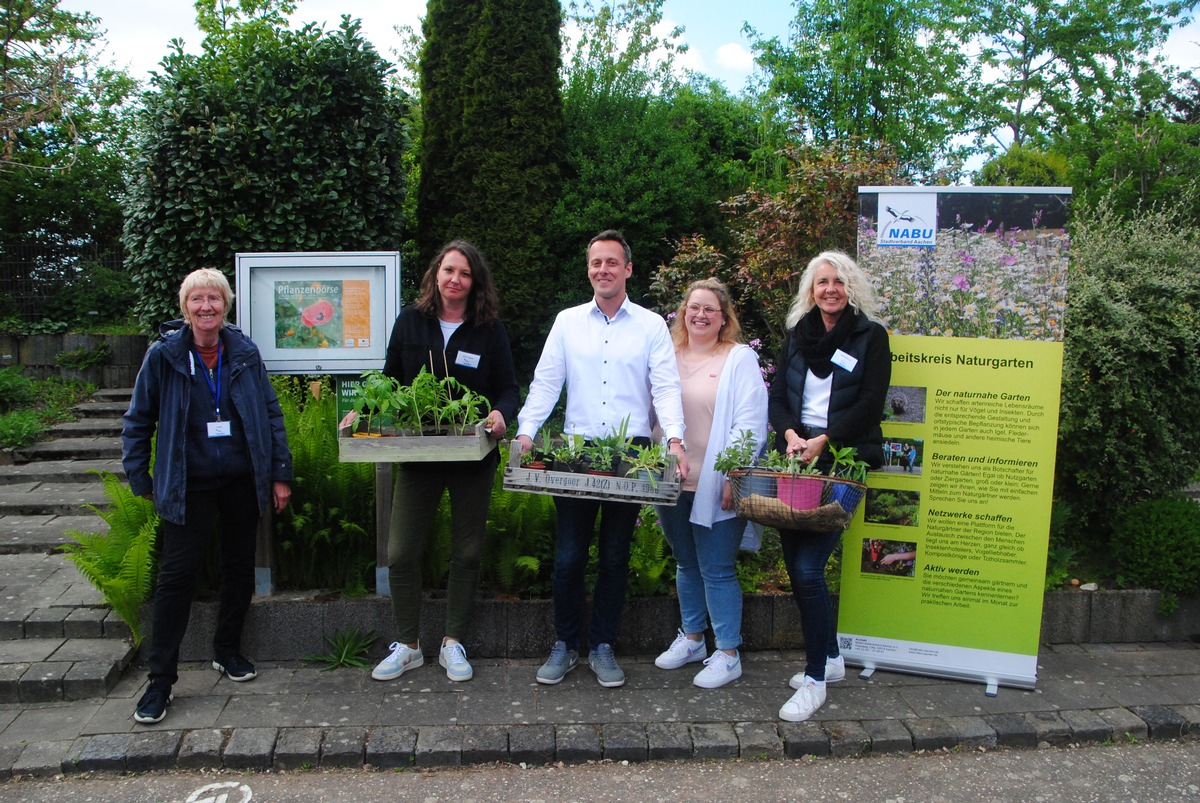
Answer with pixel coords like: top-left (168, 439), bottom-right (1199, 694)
top-left (858, 192), bottom-right (1070, 342)
top-left (274, 281), bottom-right (344, 348)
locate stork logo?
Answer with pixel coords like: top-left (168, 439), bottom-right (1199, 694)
top-left (877, 192), bottom-right (937, 247)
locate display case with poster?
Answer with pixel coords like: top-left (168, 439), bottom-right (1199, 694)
top-left (234, 251), bottom-right (401, 374)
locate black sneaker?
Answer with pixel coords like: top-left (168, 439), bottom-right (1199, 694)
top-left (213, 653), bottom-right (257, 682)
top-left (133, 682), bottom-right (172, 724)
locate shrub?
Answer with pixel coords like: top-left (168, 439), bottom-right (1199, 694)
top-left (0, 366), bottom-right (35, 412)
top-left (124, 18), bottom-right (408, 330)
top-left (0, 410), bottom-right (42, 448)
top-left (1056, 202), bottom-right (1200, 540)
top-left (1111, 495), bottom-right (1200, 601)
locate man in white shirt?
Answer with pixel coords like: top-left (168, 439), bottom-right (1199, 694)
top-left (515, 229), bottom-right (688, 688)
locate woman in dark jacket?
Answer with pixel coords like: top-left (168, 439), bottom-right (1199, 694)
top-left (371, 241), bottom-right (519, 684)
top-left (123, 268), bottom-right (293, 724)
top-left (768, 250), bottom-right (890, 723)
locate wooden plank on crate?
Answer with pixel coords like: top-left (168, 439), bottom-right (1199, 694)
top-left (338, 419), bottom-right (496, 463)
top-left (501, 446), bottom-right (681, 506)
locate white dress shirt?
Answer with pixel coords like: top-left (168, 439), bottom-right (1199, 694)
top-left (517, 296), bottom-right (685, 442)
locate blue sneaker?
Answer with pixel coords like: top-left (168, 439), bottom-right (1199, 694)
top-left (133, 681), bottom-right (172, 724)
top-left (588, 643), bottom-right (625, 688)
top-left (372, 642), bottom-right (424, 681)
top-left (439, 641), bottom-right (473, 682)
top-left (536, 640), bottom-right (578, 685)
top-left (213, 654), bottom-right (257, 682)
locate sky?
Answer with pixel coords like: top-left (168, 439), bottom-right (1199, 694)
top-left (59, 0), bottom-right (801, 91)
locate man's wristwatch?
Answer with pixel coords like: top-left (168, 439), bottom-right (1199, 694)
top-left (667, 438), bottom-right (686, 451)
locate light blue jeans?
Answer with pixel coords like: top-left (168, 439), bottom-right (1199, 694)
top-left (655, 492), bottom-right (744, 651)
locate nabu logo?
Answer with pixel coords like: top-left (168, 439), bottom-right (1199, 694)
top-left (883, 205), bottom-right (933, 241)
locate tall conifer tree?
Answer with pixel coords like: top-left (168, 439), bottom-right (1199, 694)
top-left (418, 0), bottom-right (565, 366)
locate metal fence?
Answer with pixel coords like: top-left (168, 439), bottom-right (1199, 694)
top-left (0, 241), bottom-right (125, 322)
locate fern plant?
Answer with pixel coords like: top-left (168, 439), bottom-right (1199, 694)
top-left (479, 447), bottom-right (556, 596)
top-left (274, 378), bottom-right (376, 592)
top-left (627, 506), bottom-right (673, 597)
top-left (61, 471), bottom-right (160, 646)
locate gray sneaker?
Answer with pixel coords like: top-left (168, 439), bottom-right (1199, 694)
top-left (536, 640), bottom-right (578, 685)
top-left (588, 642), bottom-right (625, 688)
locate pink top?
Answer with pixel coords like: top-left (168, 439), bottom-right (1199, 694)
top-left (676, 348), bottom-right (730, 491)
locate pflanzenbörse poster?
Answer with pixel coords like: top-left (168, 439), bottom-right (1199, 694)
top-left (273, 280), bottom-right (372, 350)
top-left (836, 186), bottom-right (1069, 690)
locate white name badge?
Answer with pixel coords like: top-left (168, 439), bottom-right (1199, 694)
top-left (456, 351), bottom-right (481, 369)
top-left (207, 421), bottom-right (232, 438)
top-left (831, 349), bottom-right (858, 373)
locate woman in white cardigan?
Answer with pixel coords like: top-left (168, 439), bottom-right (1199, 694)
top-left (653, 279), bottom-right (768, 689)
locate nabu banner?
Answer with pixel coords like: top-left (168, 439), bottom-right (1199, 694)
top-left (837, 186), bottom-right (1070, 692)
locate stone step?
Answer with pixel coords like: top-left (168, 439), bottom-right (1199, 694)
top-left (12, 436), bottom-right (122, 464)
top-left (91, 388), bottom-right (133, 403)
top-left (0, 458), bottom-right (124, 486)
top-left (0, 514), bottom-right (109, 554)
top-left (0, 482), bottom-right (111, 516)
top-left (0, 637), bottom-right (135, 702)
top-left (46, 419), bottom-right (123, 438)
top-left (73, 401), bottom-right (129, 419)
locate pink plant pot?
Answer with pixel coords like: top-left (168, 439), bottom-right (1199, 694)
top-left (776, 476), bottom-right (822, 510)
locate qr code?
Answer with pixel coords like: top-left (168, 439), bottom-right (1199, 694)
top-left (838, 637), bottom-right (853, 651)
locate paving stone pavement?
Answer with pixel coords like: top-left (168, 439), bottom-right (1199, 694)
top-left (0, 640), bottom-right (1195, 777)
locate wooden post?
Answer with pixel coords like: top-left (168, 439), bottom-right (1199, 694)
top-left (255, 507), bottom-right (274, 596)
top-left (375, 463), bottom-right (392, 595)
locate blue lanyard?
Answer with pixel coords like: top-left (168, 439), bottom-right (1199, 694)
top-left (194, 343), bottom-right (223, 421)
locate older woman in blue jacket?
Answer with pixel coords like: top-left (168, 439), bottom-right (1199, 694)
top-left (123, 268), bottom-right (292, 725)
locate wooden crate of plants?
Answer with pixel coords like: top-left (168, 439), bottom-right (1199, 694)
top-left (337, 368), bottom-right (496, 464)
top-left (502, 431), bottom-right (681, 505)
top-left (338, 419), bottom-right (495, 463)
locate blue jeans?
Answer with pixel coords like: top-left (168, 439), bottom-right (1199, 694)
top-left (655, 492), bottom-right (744, 651)
top-left (780, 527), bottom-right (842, 680)
top-left (551, 496), bottom-right (640, 651)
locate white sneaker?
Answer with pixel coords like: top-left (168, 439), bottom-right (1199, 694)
top-left (779, 675), bottom-right (826, 722)
top-left (692, 650), bottom-right (742, 689)
top-left (371, 642), bottom-right (424, 681)
top-left (825, 654), bottom-right (846, 683)
top-left (654, 629), bottom-right (707, 669)
top-left (789, 655), bottom-right (846, 689)
top-left (439, 641), bottom-right (473, 682)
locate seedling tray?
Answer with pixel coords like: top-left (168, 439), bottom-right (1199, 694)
top-left (502, 447), bottom-right (681, 505)
top-left (338, 419), bottom-right (496, 463)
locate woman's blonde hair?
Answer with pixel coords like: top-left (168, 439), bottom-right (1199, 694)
top-left (178, 268), bottom-right (234, 324)
top-left (670, 278), bottom-right (742, 349)
top-left (785, 250), bottom-right (885, 329)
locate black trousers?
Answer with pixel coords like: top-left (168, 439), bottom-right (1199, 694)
top-left (146, 475), bottom-right (260, 686)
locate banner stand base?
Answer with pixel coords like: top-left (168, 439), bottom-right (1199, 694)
top-left (985, 681), bottom-right (999, 698)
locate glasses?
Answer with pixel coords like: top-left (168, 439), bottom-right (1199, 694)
top-left (685, 303), bottom-right (720, 315)
top-left (187, 294), bottom-right (224, 306)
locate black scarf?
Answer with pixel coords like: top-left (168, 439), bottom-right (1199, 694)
top-left (797, 306), bottom-right (857, 379)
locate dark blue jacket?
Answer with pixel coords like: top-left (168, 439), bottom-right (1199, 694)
top-left (122, 320), bottom-right (293, 525)
top-left (768, 311), bottom-right (891, 468)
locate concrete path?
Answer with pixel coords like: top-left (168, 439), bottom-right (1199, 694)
top-left (0, 639), bottom-right (1196, 777)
